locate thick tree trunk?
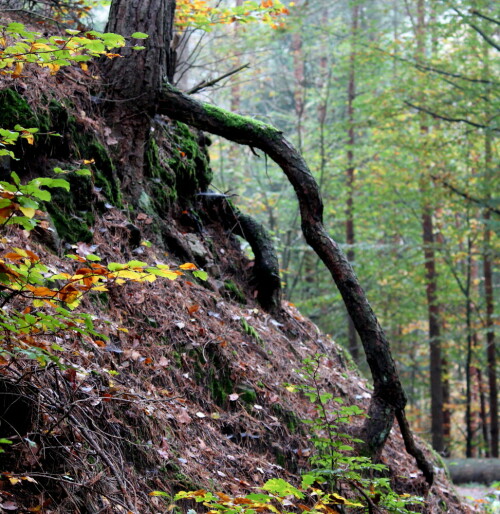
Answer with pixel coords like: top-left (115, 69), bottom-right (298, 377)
top-left (103, 0), bottom-right (176, 200)
top-left (105, 0), bottom-right (175, 104)
top-left (158, 86), bottom-right (434, 485)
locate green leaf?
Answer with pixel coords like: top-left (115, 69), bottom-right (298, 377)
top-left (108, 262), bottom-right (127, 271)
top-left (0, 438), bottom-right (12, 444)
top-left (36, 178), bottom-right (70, 191)
top-left (126, 260), bottom-right (148, 268)
top-left (10, 171), bottom-right (20, 185)
top-left (75, 168), bottom-right (91, 176)
top-left (262, 478), bottom-right (304, 499)
top-left (131, 32), bottom-right (149, 39)
top-left (150, 491), bottom-right (170, 497)
top-left (301, 474), bottom-right (316, 488)
top-left (193, 270), bottom-right (208, 281)
top-left (85, 254), bottom-right (101, 261)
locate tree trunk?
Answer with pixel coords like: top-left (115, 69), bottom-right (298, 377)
top-left (103, 0), bottom-right (176, 199)
top-left (482, 37), bottom-right (498, 457)
top-left (105, 0), bottom-right (175, 103)
top-left (416, 0), bottom-right (445, 455)
top-left (484, 211), bottom-right (498, 457)
top-left (346, 0), bottom-right (359, 363)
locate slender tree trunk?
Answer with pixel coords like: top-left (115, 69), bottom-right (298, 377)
top-left (482, 37), bottom-right (498, 457)
top-left (477, 365), bottom-right (491, 456)
top-left (484, 210), bottom-right (498, 457)
top-left (416, 0), bottom-right (445, 454)
top-left (291, 31), bottom-right (305, 153)
top-left (346, 1), bottom-right (359, 363)
top-left (465, 237), bottom-right (474, 457)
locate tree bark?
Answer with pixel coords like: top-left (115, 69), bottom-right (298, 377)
top-left (346, 0), bottom-right (359, 363)
top-left (158, 86), bottom-right (434, 484)
top-left (103, 0), bottom-right (176, 200)
top-left (416, 0), bottom-right (446, 455)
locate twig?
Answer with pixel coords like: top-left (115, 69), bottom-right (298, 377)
top-left (431, 174), bottom-right (500, 215)
top-left (187, 63), bottom-right (250, 95)
top-left (404, 101), bottom-right (498, 131)
top-left (68, 413), bottom-right (136, 512)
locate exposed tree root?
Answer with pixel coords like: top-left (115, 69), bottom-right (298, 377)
top-left (159, 85), bottom-right (434, 485)
top-left (202, 195), bottom-right (281, 314)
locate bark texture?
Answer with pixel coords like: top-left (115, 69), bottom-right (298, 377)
top-left (105, 0), bottom-right (175, 105)
top-left (103, 0), bottom-right (176, 200)
top-left (158, 86), bottom-right (433, 484)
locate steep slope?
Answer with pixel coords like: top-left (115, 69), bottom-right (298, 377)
top-left (0, 14), bottom-right (472, 513)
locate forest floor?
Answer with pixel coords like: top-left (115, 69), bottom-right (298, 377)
top-left (456, 484), bottom-right (500, 512)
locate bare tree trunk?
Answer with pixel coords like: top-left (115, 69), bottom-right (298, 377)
top-left (484, 211), bottom-right (498, 457)
top-left (482, 36), bottom-right (498, 457)
top-left (465, 237), bottom-right (474, 457)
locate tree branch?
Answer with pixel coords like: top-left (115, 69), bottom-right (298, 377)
top-left (432, 175), bottom-right (500, 215)
top-left (404, 101), bottom-right (498, 131)
top-left (187, 63), bottom-right (250, 94)
top-left (158, 85), bottom-right (434, 484)
top-left (471, 10), bottom-right (500, 26)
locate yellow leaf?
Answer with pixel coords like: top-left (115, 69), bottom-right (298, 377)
top-left (8, 477), bottom-right (20, 485)
top-left (19, 206), bottom-right (35, 218)
top-left (80, 62), bottom-right (88, 71)
top-left (179, 262), bottom-right (197, 270)
top-left (12, 61), bottom-right (23, 78)
top-left (83, 159), bottom-right (95, 164)
top-left (31, 42), bottom-right (53, 52)
top-left (46, 63), bottom-right (60, 75)
top-left (114, 269), bottom-right (145, 280)
top-left (91, 285), bottom-right (109, 291)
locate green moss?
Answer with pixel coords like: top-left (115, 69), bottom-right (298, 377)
top-left (208, 367), bottom-right (233, 406)
top-left (74, 137), bottom-right (122, 206)
top-left (47, 200), bottom-right (93, 243)
top-left (235, 382), bottom-right (257, 404)
top-left (224, 280), bottom-right (246, 304)
top-left (271, 404), bottom-right (301, 434)
top-left (202, 103), bottom-right (280, 140)
top-left (144, 137), bottom-right (177, 212)
top-left (170, 122), bottom-right (212, 199)
top-left (0, 89), bottom-right (42, 129)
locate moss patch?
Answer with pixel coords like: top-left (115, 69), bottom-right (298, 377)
top-left (74, 136), bottom-right (121, 207)
top-left (224, 280), bottom-right (246, 304)
top-left (202, 103), bottom-right (280, 140)
top-left (169, 122), bottom-right (212, 200)
top-left (144, 136), bottom-right (177, 212)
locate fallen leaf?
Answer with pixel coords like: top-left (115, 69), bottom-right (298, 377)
top-left (176, 409), bottom-right (192, 424)
top-left (187, 304), bottom-right (200, 315)
top-left (229, 393), bottom-right (240, 401)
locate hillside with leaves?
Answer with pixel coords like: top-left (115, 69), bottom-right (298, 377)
top-left (0, 3), bottom-right (493, 514)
